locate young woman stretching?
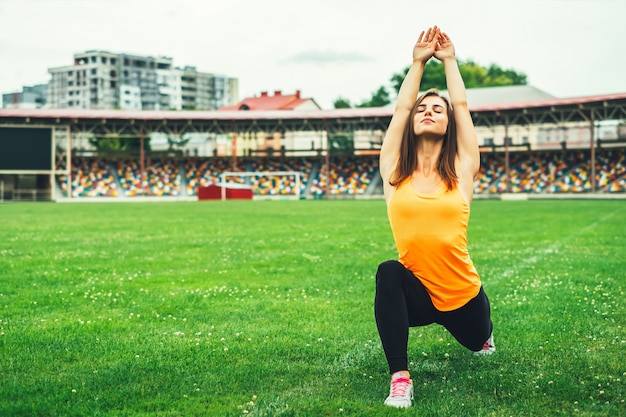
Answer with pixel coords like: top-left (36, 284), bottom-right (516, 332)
top-left (375, 26), bottom-right (495, 409)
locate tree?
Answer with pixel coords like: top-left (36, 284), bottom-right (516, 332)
top-left (167, 134), bottom-right (191, 151)
top-left (391, 60), bottom-right (446, 92)
top-left (390, 60), bottom-right (527, 93)
top-left (333, 97), bottom-right (352, 109)
top-left (88, 135), bottom-right (151, 155)
top-left (334, 59), bottom-right (526, 108)
top-left (357, 86), bottom-right (391, 108)
top-left (485, 64), bottom-right (527, 86)
top-left (328, 133), bottom-right (354, 155)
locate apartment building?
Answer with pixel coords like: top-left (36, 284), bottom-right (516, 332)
top-left (176, 66), bottom-right (238, 110)
top-left (2, 84), bottom-right (48, 109)
top-left (47, 51), bottom-right (238, 110)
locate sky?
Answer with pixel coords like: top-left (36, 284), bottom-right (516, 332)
top-left (1, 0), bottom-right (625, 110)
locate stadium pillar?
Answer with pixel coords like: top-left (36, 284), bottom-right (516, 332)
top-left (232, 134), bottom-right (238, 171)
top-left (50, 127), bottom-right (56, 201)
top-left (140, 122), bottom-right (146, 196)
top-left (67, 123), bottom-right (73, 199)
top-left (324, 119), bottom-right (330, 195)
top-left (504, 116), bottom-right (510, 193)
top-left (231, 120), bottom-right (238, 171)
top-left (589, 110), bottom-right (596, 192)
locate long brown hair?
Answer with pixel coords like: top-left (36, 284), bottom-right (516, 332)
top-left (389, 88), bottom-right (458, 190)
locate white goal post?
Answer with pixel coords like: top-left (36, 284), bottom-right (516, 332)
top-left (219, 171), bottom-right (302, 200)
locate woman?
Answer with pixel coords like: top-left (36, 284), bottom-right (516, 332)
top-left (375, 26), bottom-right (495, 409)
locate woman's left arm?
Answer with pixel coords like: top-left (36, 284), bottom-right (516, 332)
top-left (435, 31), bottom-right (480, 178)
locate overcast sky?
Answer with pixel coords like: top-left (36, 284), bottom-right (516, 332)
top-left (1, 0), bottom-right (625, 109)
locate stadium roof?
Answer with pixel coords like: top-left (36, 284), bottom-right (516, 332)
top-left (465, 85), bottom-right (556, 107)
top-left (1, 89), bottom-right (625, 135)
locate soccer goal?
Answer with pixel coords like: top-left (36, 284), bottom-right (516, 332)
top-left (219, 171), bottom-right (303, 200)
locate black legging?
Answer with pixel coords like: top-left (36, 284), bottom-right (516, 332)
top-left (374, 260), bottom-right (493, 374)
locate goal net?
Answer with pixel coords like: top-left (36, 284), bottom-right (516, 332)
top-left (219, 171), bottom-right (302, 200)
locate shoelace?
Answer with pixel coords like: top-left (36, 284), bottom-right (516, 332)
top-left (390, 377), bottom-right (411, 397)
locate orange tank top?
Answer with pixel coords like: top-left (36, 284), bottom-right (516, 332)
top-left (387, 178), bottom-right (481, 311)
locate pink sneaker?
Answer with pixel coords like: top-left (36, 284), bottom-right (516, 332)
top-left (474, 333), bottom-right (496, 356)
top-left (383, 376), bottom-right (413, 408)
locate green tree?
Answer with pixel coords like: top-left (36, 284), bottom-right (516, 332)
top-left (357, 86), bottom-right (391, 108)
top-left (333, 97), bottom-right (352, 109)
top-left (88, 135), bottom-right (151, 155)
top-left (328, 133), bottom-right (354, 155)
top-left (390, 60), bottom-right (526, 93)
top-left (391, 60), bottom-right (447, 92)
top-left (333, 59), bottom-right (525, 108)
top-left (89, 135), bottom-right (125, 152)
top-left (167, 134), bottom-right (191, 151)
top-left (485, 64), bottom-right (527, 85)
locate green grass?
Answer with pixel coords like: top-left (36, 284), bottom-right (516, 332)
top-left (0, 199), bottom-right (624, 416)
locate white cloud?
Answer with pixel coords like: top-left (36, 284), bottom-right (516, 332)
top-left (282, 50), bottom-right (375, 65)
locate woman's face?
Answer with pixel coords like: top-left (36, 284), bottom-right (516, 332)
top-left (413, 95), bottom-right (449, 138)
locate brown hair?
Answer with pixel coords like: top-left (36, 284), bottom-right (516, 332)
top-left (389, 88), bottom-right (458, 190)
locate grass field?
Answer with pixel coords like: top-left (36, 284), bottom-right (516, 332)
top-left (1, 199), bottom-right (624, 417)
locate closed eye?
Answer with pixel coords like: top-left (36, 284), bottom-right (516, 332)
top-left (417, 104), bottom-right (445, 113)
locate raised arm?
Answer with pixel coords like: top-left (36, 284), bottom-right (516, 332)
top-left (379, 26), bottom-right (439, 191)
top-left (434, 31), bottom-right (480, 178)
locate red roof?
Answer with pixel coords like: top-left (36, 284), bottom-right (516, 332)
top-left (219, 90), bottom-right (317, 111)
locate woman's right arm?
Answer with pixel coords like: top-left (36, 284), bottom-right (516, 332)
top-left (379, 26), bottom-right (439, 196)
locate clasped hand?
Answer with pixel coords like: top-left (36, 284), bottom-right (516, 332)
top-left (413, 25), bottom-right (455, 64)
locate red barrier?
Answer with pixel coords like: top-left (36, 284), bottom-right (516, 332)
top-left (197, 184), bottom-right (253, 200)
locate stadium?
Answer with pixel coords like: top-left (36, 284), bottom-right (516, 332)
top-left (1, 91), bottom-right (625, 416)
top-left (1, 89), bottom-right (626, 202)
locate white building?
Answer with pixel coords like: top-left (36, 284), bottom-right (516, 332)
top-left (47, 51), bottom-right (238, 111)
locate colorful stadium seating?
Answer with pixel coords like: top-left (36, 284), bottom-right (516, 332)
top-left (55, 148), bottom-right (626, 198)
